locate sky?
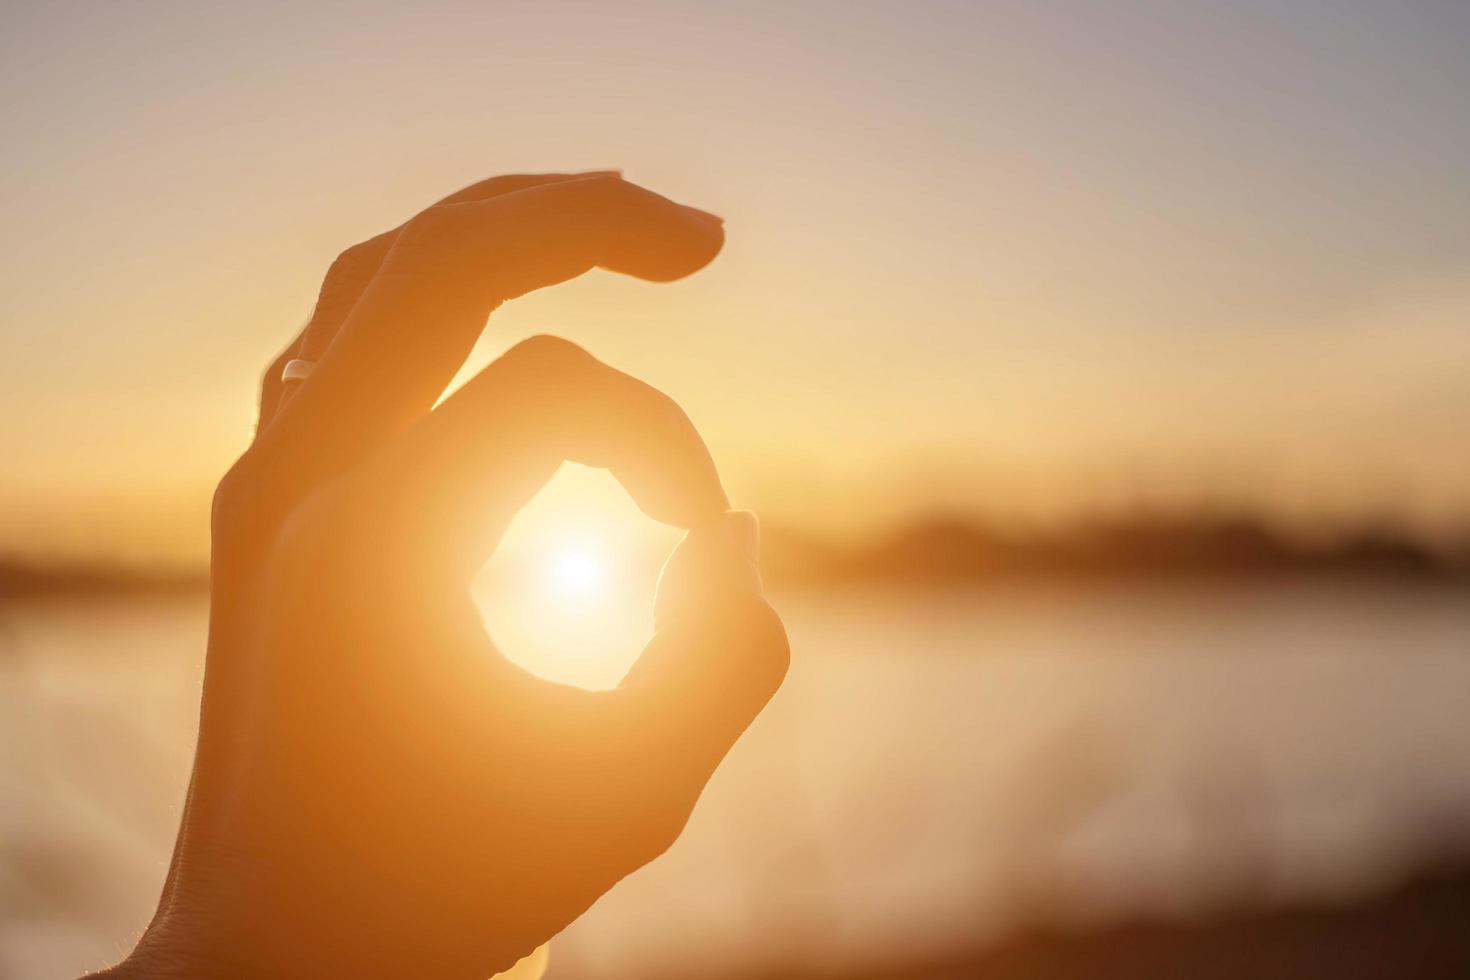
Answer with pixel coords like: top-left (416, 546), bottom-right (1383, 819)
top-left (3, 0), bottom-right (1470, 564)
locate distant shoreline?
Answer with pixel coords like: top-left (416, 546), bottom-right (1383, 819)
top-left (0, 561), bottom-right (207, 599)
top-left (763, 515), bottom-right (1469, 586)
top-left (4, 516), bottom-right (1466, 598)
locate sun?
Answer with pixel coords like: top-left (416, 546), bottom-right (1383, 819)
top-left (547, 544), bottom-right (607, 601)
top-left (473, 463), bottom-right (683, 690)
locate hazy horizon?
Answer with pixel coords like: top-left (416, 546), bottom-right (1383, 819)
top-left (5, 1), bottom-right (1470, 564)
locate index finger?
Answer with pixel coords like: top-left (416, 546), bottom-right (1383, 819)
top-left (351, 334), bottom-right (730, 575)
top-left (256, 170), bottom-right (622, 433)
top-left (256, 176), bottom-right (724, 497)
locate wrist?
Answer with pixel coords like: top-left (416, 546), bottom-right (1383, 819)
top-left (85, 914), bottom-right (263, 980)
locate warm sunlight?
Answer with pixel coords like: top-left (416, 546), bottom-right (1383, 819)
top-left (547, 543), bottom-right (607, 602)
top-left (475, 465), bottom-right (682, 691)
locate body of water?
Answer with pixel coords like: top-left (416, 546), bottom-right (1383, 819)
top-left (3, 579), bottom-right (1469, 978)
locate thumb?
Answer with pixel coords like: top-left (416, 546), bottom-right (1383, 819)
top-left (618, 511), bottom-right (789, 786)
top-left (653, 510), bottom-right (764, 630)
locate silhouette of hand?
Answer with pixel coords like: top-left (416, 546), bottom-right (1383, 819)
top-left (99, 173), bottom-right (788, 979)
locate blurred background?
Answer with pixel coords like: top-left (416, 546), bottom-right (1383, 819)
top-left (4, 1), bottom-right (1470, 977)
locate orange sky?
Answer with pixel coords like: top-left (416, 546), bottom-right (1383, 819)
top-left (4, 1), bottom-right (1470, 564)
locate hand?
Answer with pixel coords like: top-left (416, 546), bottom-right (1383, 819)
top-left (99, 173), bottom-right (789, 979)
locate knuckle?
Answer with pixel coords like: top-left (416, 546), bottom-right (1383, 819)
top-left (647, 386), bottom-right (691, 428)
top-left (577, 172), bottom-right (628, 199)
top-left (502, 333), bottom-right (593, 373)
top-left (303, 232), bottom-right (399, 343)
top-left (389, 207), bottom-right (481, 281)
top-left (331, 239), bottom-right (374, 271)
top-left (212, 456), bottom-right (255, 521)
top-left (398, 203), bottom-right (458, 246)
top-left (323, 230), bottom-right (395, 288)
top-left (212, 450), bottom-right (291, 538)
top-left (211, 451), bottom-right (289, 553)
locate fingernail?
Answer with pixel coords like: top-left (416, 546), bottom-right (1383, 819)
top-left (725, 510), bottom-right (760, 564)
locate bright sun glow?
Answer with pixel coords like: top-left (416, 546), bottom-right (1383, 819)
top-left (548, 545), bottom-right (606, 601)
top-left (475, 464), bottom-right (683, 690)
